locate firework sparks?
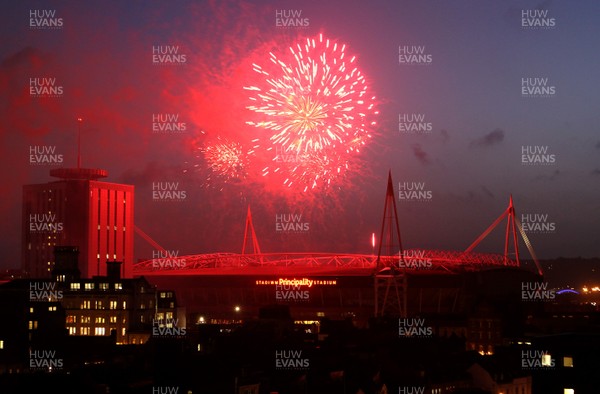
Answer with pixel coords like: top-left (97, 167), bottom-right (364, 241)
top-left (262, 148), bottom-right (349, 193)
top-left (200, 137), bottom-right (250, 184)
top-left (245, 34), bottom-right (378, 190)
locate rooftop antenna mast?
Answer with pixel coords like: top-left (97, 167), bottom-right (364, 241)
top-left (77, 117), bottom-right (83, 168)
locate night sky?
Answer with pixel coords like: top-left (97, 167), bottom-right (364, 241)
top-left (1, 0), bottom-right (599, 270)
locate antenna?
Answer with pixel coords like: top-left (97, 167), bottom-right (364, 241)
top-left (77, 117), bottom-right (83, 168)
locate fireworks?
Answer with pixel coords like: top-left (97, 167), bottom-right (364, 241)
top-left (200, 137), bottom-right (250, 184)
top-left (245, 33), bottom-right (378, 190)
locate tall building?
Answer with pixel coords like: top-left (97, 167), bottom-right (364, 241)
top-left (22, 167), bottom-right (134, 278)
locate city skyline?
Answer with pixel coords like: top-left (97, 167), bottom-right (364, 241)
top-left (1, 1), bottom-right (600, 271)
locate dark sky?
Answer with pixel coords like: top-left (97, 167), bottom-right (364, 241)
top-left (1, 0), bottom-right (599, 269)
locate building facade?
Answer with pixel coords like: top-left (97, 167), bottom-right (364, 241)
top-left (22, 167), bottom-right (134, 278)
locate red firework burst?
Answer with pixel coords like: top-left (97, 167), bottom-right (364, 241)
top-left (245, 33), bottom-right (378, 190)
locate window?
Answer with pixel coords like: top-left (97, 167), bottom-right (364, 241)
top-left (140, 303), bottom-right (146, 310)
top-left (160, 292), bottom-right (166, 298)
top-left (100, 283), bottom-right (109, 290)
top-left (95, 317), bottom-right (105, 324)
top-left (166, 312), bottom-right (173, 320)
top-left (542, 353), bottom-right (553, 367)
top-left (122, 301), bottom-right (127, 309)
top-left (0, 340), bottom-right (4, 349)
top-left (81, 300), bottom-right (91, 309)
top-left (66, 315), bottom-right (76, 324)
top-left (56, 274), bottom-right (65, 282)
top-left (115, 283), bottom-right (122, 290)
top-left (68, 327), bottom-right (77, 335)
top-left (95, 300), bottom-right (103, 310)
top-left (28, 321), bottom-right (38, 330)
top-left (140, 315), bottom-right (145, 323)
top-left (169, 302), bottom-right (175, 308)
top-left (563, 356), bottom-right (574, 367)
top-left (110, 316), bottom-right (117, 323)
top-left (81, 327), bottom-right (90, 335)
top-left (121, 328), bottom-right (126, 336)
top-left (110, 301), bottom-right (117, 310)
top-left (70, 283), bottom-right (80, 290)
top-left (48, 306), bottom-right (57, 312)
top-left (84, 283), bottom-right (94, 290)
top-left (564, 389), bottom-right (575, 394)
top-left (95, 327), bottom-right (106, 336)
top-left (81, 316), bottom-right (91, 324)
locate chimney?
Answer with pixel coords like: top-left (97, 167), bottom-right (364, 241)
top-left (106, 261), bottom-right (122, 280)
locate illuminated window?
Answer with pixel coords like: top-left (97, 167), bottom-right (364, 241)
top-left (56, 275), bottom-right (65, 282)
top-left (166, 312), bottom-right (173, 320)
top-left (81, 316), bottom-right (91, 324)
top-left (122, 301), bottom-right (127, 309)
top-left (156, 313), bottom-right (165, 321)
top-left (81, 300), bottom-right (91, 309)
top-left (564, 389), bottom-right (574, 394)
top-left (28, 321), bottom-right (38, 330)
top-left (542, 353), bottom-right (553, 367)
top-left (169, 302), bottom-right (175, 308)
top-left (115, 283), bottom-right (122, 290)
top-left (95, 327), bottom-right (106, 336)
top-left (95, 317), bottom-right (105, 324)
top-left (121, 328), bottom-right (126, 336)
top-left (140, 315), bottom-right (144, 323)
top-left (563, 356), bottom-right (573, 367)
top-left (160, 292), bottom-right (166, 298)
top-left (84, 283), bottom-right (94, 290)
top-left (317, 312), bottom-right (325, 317)
top-left (70, 283), bottom-right (80, 290)
top-left (29, 307), bottom-right (34, 313)
top-left (100, 283), bottom-right (109, 290)
top-left (0, 340), bottom-right (4, 349)
top-left (110, 316), bottom-right (117, 323)
top-left (95, 300), bottom-right (103, 309)
top-left (48, 306), bottom-right (57, 312)
top-left (68, 327), bottom-right (76, 335)
top-left (109, 301), bottom-right (117, 310)
top-left (66, 315), bottom-right (76, 324)
top-left (81, 327), bottom-right (90, 335)
top-left (140, 303), bottom-right (146, 310)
